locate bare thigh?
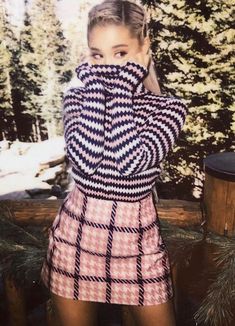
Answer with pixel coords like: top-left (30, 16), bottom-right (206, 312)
top-left (128, 298), bottom-right (176, 326)
top-left (51, 292), bottom-right (99, 326)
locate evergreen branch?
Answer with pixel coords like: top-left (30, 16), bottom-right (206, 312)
top-left (0, 213), bottom-right (48, 286)
top-left (0, 240), bottom-right (48, 285)
top-left (194, 243), bottom-right (235, 325)
top-left (8, 247), bottom-right (47, 286)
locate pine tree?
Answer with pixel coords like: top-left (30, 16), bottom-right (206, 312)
top-left (62, 1), bottom-right (103, 78)
top-left (18, 5), bottom-right (41, 141)
top-left (0, 1), bottom-right (17, 140)
top-left (8, 3), bottom-right (38, 142)
top-left (23, 0), bottom-right (72, 139)
top-left (141, 0), bottom-right (234, 200)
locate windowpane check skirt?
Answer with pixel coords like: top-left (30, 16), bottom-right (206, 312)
top-left (40, 184), bottom-right (174, 306)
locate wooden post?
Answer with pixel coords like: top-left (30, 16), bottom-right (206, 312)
top-left (3, 276), bottom-right (27, 326)
top-left (203, 152), bottom-right (235, 237)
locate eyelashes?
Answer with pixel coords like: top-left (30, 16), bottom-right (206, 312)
top-left (115, 51), bottom-right (127, 57)
top-left (91, 51), bottom-right (128, 59)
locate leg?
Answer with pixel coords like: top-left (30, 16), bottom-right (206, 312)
top-left (128, 298), bottom-right (176, 326)
top-left (51, 292), bottom-right (99, 326)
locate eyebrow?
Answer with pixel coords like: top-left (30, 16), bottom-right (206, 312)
top-left (90, 44), bottom-right (128, 51)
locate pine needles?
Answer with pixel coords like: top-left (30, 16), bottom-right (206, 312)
top-left (193, 241), bottom-right (235, 326)
top-left (0, 209), bottom-right (48, 287)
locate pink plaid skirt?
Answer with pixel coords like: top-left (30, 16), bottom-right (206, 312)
top-left (40, 184), bottom-right (174, 306)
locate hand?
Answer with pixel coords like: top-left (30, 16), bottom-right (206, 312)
top-left (75, 55), bottom-right (104, 89)
top-left (109, 50), bottom-right (150, 95)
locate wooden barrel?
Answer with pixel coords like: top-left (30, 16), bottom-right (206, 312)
top-left (203, 152), bottom-right (235, 236)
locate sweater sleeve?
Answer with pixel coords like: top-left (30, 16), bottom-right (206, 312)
top-left (62, 62), bottom-right (106, 175)
top-left (110, 61), bottom-right (188, 176)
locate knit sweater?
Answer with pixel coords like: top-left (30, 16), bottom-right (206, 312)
top-left (62, 60), bottom-right (188, 202)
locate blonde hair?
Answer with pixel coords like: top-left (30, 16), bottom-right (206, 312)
top-left (87, 0), bottom-right (161, 95)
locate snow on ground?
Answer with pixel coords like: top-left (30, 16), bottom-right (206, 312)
top-left (0, 137), bottom-right (66, 199)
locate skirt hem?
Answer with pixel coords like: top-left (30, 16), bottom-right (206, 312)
top-left (40, 277), bottom-right (174, 306)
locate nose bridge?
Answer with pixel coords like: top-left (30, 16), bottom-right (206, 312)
top-left (103, 55), bottom-right (113, 65)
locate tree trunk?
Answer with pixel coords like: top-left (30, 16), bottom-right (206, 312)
top-left (35, 116), bottom-right (41, 141)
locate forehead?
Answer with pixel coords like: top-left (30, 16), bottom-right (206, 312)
top-left (88, 24), bottom-right (139, 50)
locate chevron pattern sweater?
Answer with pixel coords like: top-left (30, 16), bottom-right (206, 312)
top-left (62, 60), bottom-right (188, 202)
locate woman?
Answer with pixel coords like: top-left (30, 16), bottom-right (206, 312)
top-left (40, 0), bottom-right (188, 325)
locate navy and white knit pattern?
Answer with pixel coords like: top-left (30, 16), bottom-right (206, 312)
top-left (62, 60), bottom-right (188, 202)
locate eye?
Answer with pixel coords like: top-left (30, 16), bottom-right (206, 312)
top-left (115, 51), bottom-right (127, 58)
top-left (91, 53), bottom-right (102, 60)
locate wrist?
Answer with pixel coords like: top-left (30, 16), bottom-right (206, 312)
top-left (117, 60), bottom-right (148, 93)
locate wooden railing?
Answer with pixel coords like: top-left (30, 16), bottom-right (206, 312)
top-left (0, 198), bottom-right (202, 226)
